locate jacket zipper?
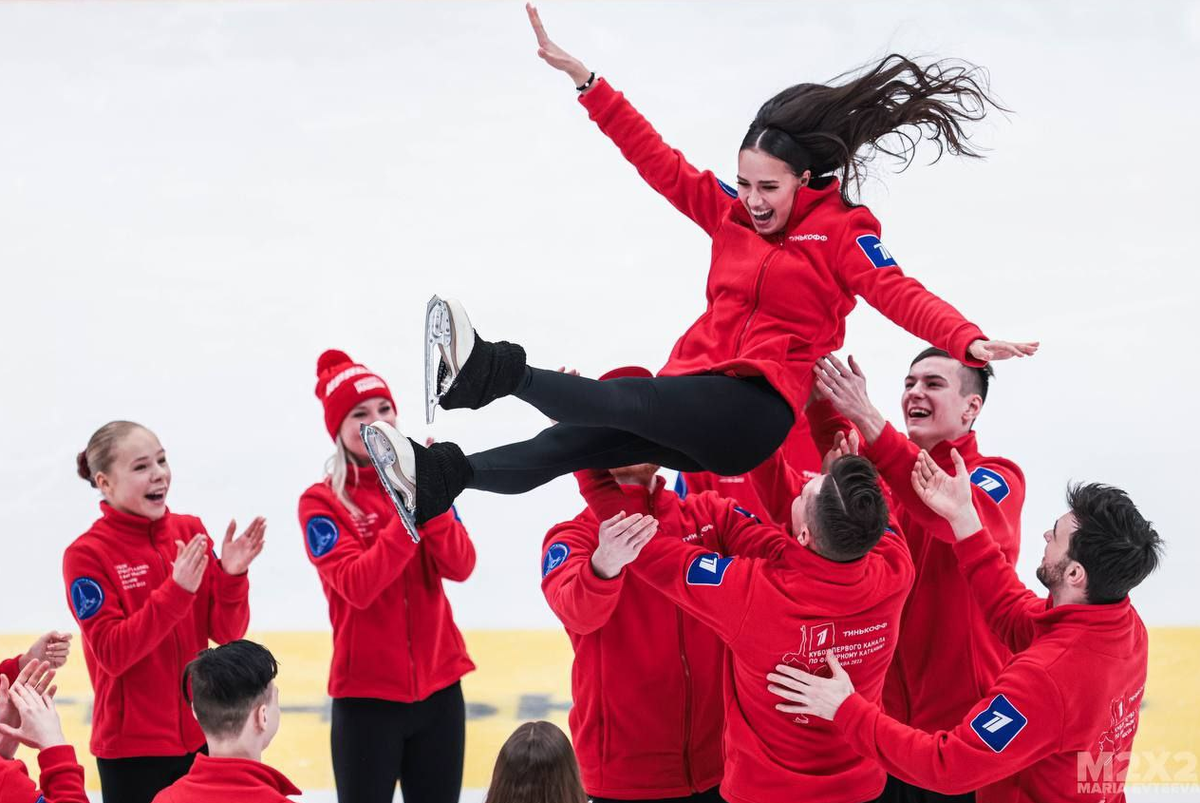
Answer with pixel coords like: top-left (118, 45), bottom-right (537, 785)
top-left (404, 584), bottom-right (417, 695)
top-left (152, 524), bottom-right (188, 747)
top-left (732, 244), bottom-right (781, 355)
top-left (677, 608), bottom-right (695, 791)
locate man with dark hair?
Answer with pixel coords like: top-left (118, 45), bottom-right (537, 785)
top-left (809, 349), bottom-right (1023, 803)
top-left (154, 640), bottom-right (299, 803)
top-left (767, 452), bottom-right (1162, 802)
top-left (576, 454), bottom-right (913, 803)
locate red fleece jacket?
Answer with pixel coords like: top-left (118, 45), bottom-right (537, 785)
top-left (676, 444), bottom-right (816, 528)
top-left (0, 746), bottom-right (88, 803)
top-left (579, 79), bottom-right (987, 417)
top-left (834, 528), bottom-right (1148, 803)
top-left (299, 464), bottom-right (475, 702)
top-left (577, 468), bottom-right (913, 803)
top-left (543, 472), bottom-right (792, 799)
top-left (62, 504), bottom-right (250, 758)
top-left (808, 400), bottom-right (1025, 734)
top-left (153, 754), bottom-right (301, 803)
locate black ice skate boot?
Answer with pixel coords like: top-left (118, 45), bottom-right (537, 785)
top-left (425, 295), bottom-right (527, 424)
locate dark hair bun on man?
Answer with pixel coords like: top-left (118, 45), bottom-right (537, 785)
top-left (77, 451), bottom-right (95, 487)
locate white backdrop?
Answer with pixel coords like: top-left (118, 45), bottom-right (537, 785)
top-left (1, 0), bottom-right (1196, 633)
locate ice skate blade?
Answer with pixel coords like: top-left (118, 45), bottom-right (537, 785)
top-left (425, 295), bottom-right (451, 425)
top-left (360, 422), bottom-right (421, 544)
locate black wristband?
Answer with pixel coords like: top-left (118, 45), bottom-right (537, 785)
top-left (576, 72), bottom-right (596, 92)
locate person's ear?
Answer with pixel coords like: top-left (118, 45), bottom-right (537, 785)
top-left (962, 394), bottom-right (983, 427)
top-left (795, 524), bottom-right (812, 548)
top-left (95, 471), bottom-right (112, 496)
top-left (799, 169), bottom-right (812, 188)
top-left (256, 703), bottom-right (269, 733)
top-left (1066, 560), bottom-right (1088, 595)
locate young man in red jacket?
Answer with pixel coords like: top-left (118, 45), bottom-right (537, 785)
top-left (808, 348), bottom-right (1023, 803)
top-left (768, 450), bottom-right (1162, 803)
top-left (542, 365), bottom-right (797, 802)
top-left (578, 454), bottom-right (911, 803)
top-left (0, 660), bottom-right (87, 803)
top-left (154, 640), bottom-right (298, 803)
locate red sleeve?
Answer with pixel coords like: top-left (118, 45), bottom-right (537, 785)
top-left (866, 427), bottom-right (1024, 562)
top-left (418, 507), bottom-right (476, 583)
top-left (579, 79), bottom-right (730, 236)
top-left (199, 524), bottom-right (250, 645)
top-left (35, 746), bottom-right (88, 803)
top-left (837, 208), bottom-right (987, 366)
top-left (952, 528), bottom-right (1044, 653)
top-left (541, 515), bottom-right (626, 635)
top-left (834, 658), bottom-right (1064, 794)
top-left (299, 491), bottom-right (419, 610)
top-left (804, 398), bottom-right (859, 457)
top-left (0, 657), bottom-right (19, 683)
top-left (62, 542), bottom-right (195, 676)
top-left (739, 449), bottom-right (809, 528)
top-left (700, 494), bottom-right (794, 561)
top-left (626, 530), bottom-right (760, 643)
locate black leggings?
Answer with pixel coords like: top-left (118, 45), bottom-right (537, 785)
top-left (468, 369), bottom-right (794, 495)
top-left (331, 683), bottom-right (466, 803)
top-left (95, 750), bottom-right (202, 803)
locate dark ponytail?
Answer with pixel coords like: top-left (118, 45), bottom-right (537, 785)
top-left (741, 54), bottom-right (1007, 205)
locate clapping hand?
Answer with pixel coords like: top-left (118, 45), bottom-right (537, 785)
top-left (218, 517), bottom-right (266, 576)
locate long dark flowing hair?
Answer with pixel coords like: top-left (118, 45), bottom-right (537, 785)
top-left (741, 53), bottom-right (1007, 205)
top-left (485, 721), bottom-right (587, 803)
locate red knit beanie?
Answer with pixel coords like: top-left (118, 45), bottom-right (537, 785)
top-left (314, 349), bottom-right (396, 441)
top-left (599, 365), bottom-right (654, 381)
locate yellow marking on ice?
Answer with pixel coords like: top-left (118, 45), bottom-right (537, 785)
top-left (0, 628), bottom-right (1194, 791)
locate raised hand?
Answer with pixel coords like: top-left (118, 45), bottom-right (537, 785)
top-left (172, 534), bottom-right (210, 593)
top-left (821, 429), bottom-right (861, 474)
top-left (590, 512), bottom-right (659, 580)
top-left (967, 339), bottom-right (1039, 362)
top-left (910, 449), bottom-right (982, 540)
top-left (526, 3), bottom-right (593, 88)
top-left (0, 681), bottom-right (67, 751)
top-left (812, 355), bottom-right (886, 443)
top-left (767, 651), bottom-right (856, 721)
top-left (22, 631), bottom-right (72, 669)
top-left (218, 517), bottom-right (266, 576)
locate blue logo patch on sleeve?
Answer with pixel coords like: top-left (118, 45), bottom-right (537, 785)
top-left (855, 234), bottom-right (898, 269)
top-left (686, 552), bottom-right (734, 586)
top-left (970, 467), bottom-right (1011, 504)
top-left (970, 694), bottom-right (1028, 752)
top-left (70, 577), bottom-right (105, 621)
top-left (673, 473), bottom-right (689, 500)
top-left (542, 542), bottom-right (571, 577)
top-left (732, 505), bottom-right (761, 524)
top-left (305, 516), bottom-right (339, 559)
top-left (451, 504), bottom-right (463, 523)
top-left (716, 178), bottom-right (738, 198)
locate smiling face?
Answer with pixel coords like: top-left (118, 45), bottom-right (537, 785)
top-left (337, 397), bottom-right (397, 463)
top-left (901, 356), bottom-right (983, 450)
top-left (737, 148), bottom-right (809, 236)
top-left (94, 427), bottom-right (171, 521)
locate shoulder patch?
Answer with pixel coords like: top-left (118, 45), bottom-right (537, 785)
top-left (970, 694), bottom-right (1028, 752)
top-left (686, 552), bottom-right (734, 586)
top-left (716, 177), bottom-right (738, 198)
top-left (542, 542), bottom-right (571, 578)
top-left (970, 467), bottom-right (1011, 504)
top-left (451, 504), bottom-right (463, 523)
top-left (733, 505), bottom-right (761, 524)
top-left (305, 516), bottom-right (340, 559)
top-left (673, 473), bottom-right (689, 500)
top-left (70, 577), bottom-right (105, 621)
top-left (855, 234), bottom-right (898, 269)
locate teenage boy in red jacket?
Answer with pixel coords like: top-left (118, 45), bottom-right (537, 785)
top-left (154, 640), bottom-right (298, 803)
top-left (578, 454), bottom-right (911, 803)
top-left (542, 365), bottom-right (798, 802)
top-left (808, 348), bottom-right (1023, 803)
top-left (768, 450), bottom-right (1162, 803)
top-left (0, 660), bottom-right (87, 803)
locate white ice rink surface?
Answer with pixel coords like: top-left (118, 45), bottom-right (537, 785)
top-left (1, 0), bottom-right (1198, 637)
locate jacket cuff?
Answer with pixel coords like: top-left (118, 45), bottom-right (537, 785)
top-left (577, 558), bottom-right (628, 596)
top-left (37, 744), bottom-right (78, 771)
top-left (864, 422), bottom-right (909, 467)
top-left (163, 576), bottom-right (199, 610)
top-left (951, 527), bottom-right (991, 562)
top-left (578, 77), bottom-right (617, 115)
top-left (947, 324), bottom-right (989, 368)
top-left (833, 692), bottom-right (876, 739)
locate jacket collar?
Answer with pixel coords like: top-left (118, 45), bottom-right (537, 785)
top-left (184, 754), bottom-right (302, 797)
top-left (928, 430), bottom-right (981, 467)
top-left (98, 501), bottom-right (174, 540)
top-left (729, 177), bottom-right (843, 240)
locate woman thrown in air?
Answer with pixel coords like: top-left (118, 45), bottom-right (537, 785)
top-left (361, 4), bottom-right (1038, 539)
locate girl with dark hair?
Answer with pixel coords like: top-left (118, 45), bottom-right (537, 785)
top-left (485, 721), bottom-right (587, 803)
top-left (300, 350), bottom-right (476, 803)
top-left (360, 5), bottom-right (1037, 537)
top-left (64, 422), bottom-right (265, 803)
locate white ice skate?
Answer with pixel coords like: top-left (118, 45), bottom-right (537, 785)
top-left (425, 295), bottom-right (476, 424)
top-left (359, 421), bottom-right (421, 543)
